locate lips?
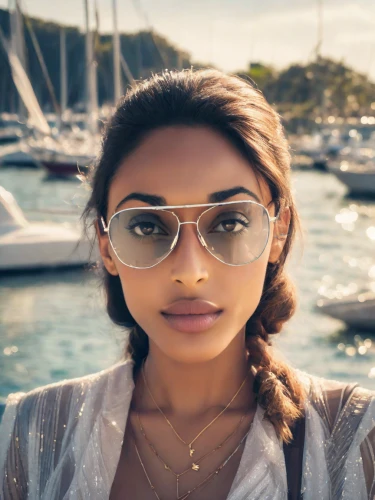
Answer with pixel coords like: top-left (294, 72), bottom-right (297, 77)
top-left (161, 299), bottom-right (222, 316)
top-left (161, 299), bottom-right (223, 333)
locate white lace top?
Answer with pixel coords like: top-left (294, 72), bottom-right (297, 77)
top-left (0, 358), bottom-right (374, 499)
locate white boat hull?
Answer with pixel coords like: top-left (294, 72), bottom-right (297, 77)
top-left (328, 163), bottom-right (375, 195)
top-left (0, 185), bottom-right (98, 271)
top-left (0, 223), bottom-right (97, 271)
top-left (0, 143), bottom-right (40, 167)
top-left (318, 293), bottom-right (375, 330)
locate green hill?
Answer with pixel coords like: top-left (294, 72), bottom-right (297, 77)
top-left (238, 58), bottom-right (375, 131)
top-left (0, 8), bottom-right (193, 112)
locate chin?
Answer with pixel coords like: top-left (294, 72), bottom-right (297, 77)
top-left (150, 327), bottom-right (236, 365)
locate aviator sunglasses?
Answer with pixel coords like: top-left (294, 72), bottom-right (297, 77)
top-left (100, 200), bottom-right (281, 269)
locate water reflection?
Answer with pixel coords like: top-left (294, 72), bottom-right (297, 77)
top-left (328, 329), bottom-right (375, 380)
top-left (0, 269), bottom-right (125, 401)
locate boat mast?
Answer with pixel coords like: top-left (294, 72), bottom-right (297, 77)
top-left (112, 0), bottom-right (122, 103)
top-left (315, 0), bottom-right (323, 59)
top-left (60, 27), bottom-right (67, 121)
top-left (9, 0), bottom-right (27, 120)
top-left (84, 0), bottom-right (98, 135)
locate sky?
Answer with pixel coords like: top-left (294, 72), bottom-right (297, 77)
top-left (1, 0), bottom-right (375, 80)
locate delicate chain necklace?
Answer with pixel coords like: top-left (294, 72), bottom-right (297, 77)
top-left (132, 425), bottom-right (251, 500)
top-left (141, 359), bottom-right (251, 458)
top-left (136, 408), bottom-right (248, 481)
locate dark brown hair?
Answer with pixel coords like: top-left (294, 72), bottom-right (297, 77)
top-left (83, 68), bottom-right (305, 443)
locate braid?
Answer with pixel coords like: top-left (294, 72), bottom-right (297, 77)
top-left (127, 325), bottom-right (149, 374)
top-left (246, 263), bottom-right (306, 444)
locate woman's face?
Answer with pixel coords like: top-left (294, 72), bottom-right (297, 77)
top-left (99, 126), bottom-right (289, 364)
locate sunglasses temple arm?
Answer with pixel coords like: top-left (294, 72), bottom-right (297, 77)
top-left (99, 216), bottom-right (109, 235)
top-left (271, 209), bottom-right (289, 239)
top-left (270, 203), bottom-right (284, 222)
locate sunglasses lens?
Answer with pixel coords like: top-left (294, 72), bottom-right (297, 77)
top-left (108, 202), bottom-right (270, 268)
top-left (108, 209), bottom-right (179, 268)
top-left (198, 202), bottom-right (270, 265)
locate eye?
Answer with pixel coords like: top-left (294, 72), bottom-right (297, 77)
top-left (214, 219), bottom-right (248, 233)
top-left (210, 212), bottom-right (250, 233)
top-left (127, 214), bottom-right (169, 237)
top-left (132, 222), bottom-right (166, 236)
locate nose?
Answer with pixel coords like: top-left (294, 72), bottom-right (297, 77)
top-left (169, 223), bottom-right (209, 287)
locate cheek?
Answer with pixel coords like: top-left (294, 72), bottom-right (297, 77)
top-left (116, 266), bottom-right (158, 319)
top-left (228, 257), bottom-right (269, 320)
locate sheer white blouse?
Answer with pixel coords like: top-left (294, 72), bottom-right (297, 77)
top-left (0, 358), bottom-right (374, 499)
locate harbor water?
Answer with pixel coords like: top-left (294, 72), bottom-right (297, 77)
top-left (0, 167), bottom-right (374, 407)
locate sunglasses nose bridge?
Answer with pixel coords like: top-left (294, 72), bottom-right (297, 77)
top-left (177, 221), bottom-right (208, 248)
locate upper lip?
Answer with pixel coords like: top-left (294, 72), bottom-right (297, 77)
top-left (161, 299), bottom-right (222, 315)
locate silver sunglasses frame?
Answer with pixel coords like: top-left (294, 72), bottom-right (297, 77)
top-left (101, 199), bottom-right (280, 269)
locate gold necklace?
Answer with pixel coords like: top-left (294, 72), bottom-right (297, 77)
top-left (142, 359), bottom-right (251, 458)
top-left (136, 408), bottom-right (248, 480)
top-left (132, 425), bottom-right (251, 500)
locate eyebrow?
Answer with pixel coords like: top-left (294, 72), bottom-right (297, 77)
top-left (114, 186), bottom-right (262, 212)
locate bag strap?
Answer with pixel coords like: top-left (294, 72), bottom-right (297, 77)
top-left (283, 381), bottom-right (362, 500)
top-left (283, 414), bottom-right (306, 500)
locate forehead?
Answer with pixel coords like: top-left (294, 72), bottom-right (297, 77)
top-left (107, 126), bottom-right (270, 215)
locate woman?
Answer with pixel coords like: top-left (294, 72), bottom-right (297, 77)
top-left (0, 69), bottom-right (374, 500)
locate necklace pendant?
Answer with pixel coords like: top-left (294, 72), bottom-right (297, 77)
top-left (189, 447), bottom-right (195, 457)
top-left (191, 463), bottom-right (200, 471)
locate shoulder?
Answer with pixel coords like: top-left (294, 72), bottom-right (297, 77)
top-left (3, 358), bottom-right (133, 414)
top-left (294, 367), bottom-right (374, 402)
top-left (294, 368), bottom-right (374, 434)
top-left (0, 358), bottom-right (134, 446)
top-left (0, 359), bottom-right (134, 494)
top-left (0, 358), bottom-right (134, 488)
top-left (294, 371), bottom-right (375, 497)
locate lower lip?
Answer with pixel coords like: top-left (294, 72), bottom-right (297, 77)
top-left (161, 311), bottom-right (223, 333)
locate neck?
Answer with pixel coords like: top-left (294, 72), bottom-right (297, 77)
top-left (134, 331), bottom-right (256, 418)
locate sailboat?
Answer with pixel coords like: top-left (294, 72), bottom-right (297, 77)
top-left (1, 0), bottom-right (128, 176)
top-left (327, 161), bottom-right (375, 196)
top-left (38, 0), bottom-right (131, 177)
top-left (0, 186), bottom-right (96, 271)
top-left (40, 0), bottom-right (128, 177)
top-left (317, 291), bottom-right (375, 331)
top-left (327, 140), bottom-right (375, 196)
top-left (0, 0), bottom-right (99, 176)
top-left (35, 149), bottom-right (94, 176)
top-left (32, 3), bottom-right (99, 177)
top-left (0, 2), bottom-right (53, 168)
